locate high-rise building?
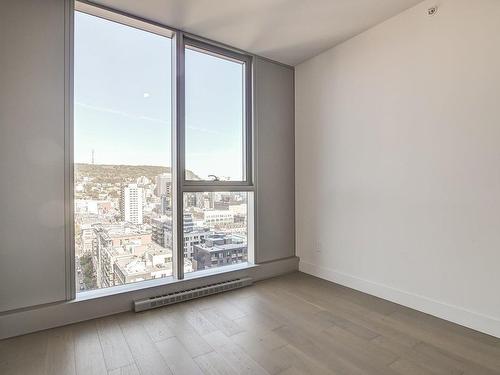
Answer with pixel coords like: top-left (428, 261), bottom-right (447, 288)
top-left (120, 184), bottom-right (143, 224)
top-left (160, 194), bottom-right (170, 214)
top-left (184, 193), bottom-right (197, 209)
top-left (155, 173), bottom-right (171, 197)
top-left (79, 224), bottom-right (95, 256)
top-left (204, 192), bottom-right (216, 209)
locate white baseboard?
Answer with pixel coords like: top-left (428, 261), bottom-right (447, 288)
top-left (0, 257), bottom-right (299, 339)
top-left (299, 260), bottom-right (500, 339)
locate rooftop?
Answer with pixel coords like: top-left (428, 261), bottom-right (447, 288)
top-left (94, 222), bottom-right (151, 238)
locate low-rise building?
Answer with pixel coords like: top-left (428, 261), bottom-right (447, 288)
top-left (203, 210), bottom-right (234, 226)
top-left (91, 223), bottom-right (152, 287)
top-left (192, 234), bottom-right (247, 270)
top-left (152, 214), bottom-right (210, 260)
top-left (114, 244), bottom-right (193, 285)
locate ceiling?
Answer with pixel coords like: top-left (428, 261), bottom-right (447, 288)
top-left (90, 0), bottom-right (424, 66)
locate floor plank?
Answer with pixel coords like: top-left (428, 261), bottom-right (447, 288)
top-left (414, 341), bottom-right (500, 375)
top-left (118, 314), bottom-right (172, 375)
top-left (107, 363), bottom-right (140, 375)
top-left (155, 336), bottom-right (204, 375)
top-left (199, 307), bottom-right (245, 337)
top-left (229, 331), bottom-right (290, 374)
top-left (271, 345), bottom-right (334, 375)
top-left (139, 309), bottom-right (175, 343)
top-left (95, 315), bottom-right (135, 371)
top-left (202, 331), bottom-right (269, 375)
top-left (178, 305), bottom-right (219, 336)
top-left (390, 358), bottom-right (436, 375)
top-left (161, 307), bottom-right (214, 358)
top-left (372, 335), bottom-right (462, 375)
top-left (44, 326), bottom-right (76, 375)
top-left (194, 351), bottom-right (239, 375)
top-left (73, 320), bottom-right (108, 375)
top-left (0, 330), bottom-right (48, 375)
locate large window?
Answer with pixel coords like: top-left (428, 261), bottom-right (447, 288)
top-left (73, 4), bottom-right (253, 293)
top-left (74, 10), bottom-right (173, 292)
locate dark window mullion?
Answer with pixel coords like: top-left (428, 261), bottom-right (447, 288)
top-left (173, 31), bottom-right (185, 280)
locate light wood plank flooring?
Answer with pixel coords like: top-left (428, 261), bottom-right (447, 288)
top-left (1, 272), bottom-right (500, 375)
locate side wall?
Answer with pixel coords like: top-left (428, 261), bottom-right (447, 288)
top-left (255, 58), bottom-right (295, 264)
top-left (0, 0), bottom-right (69, 312)
top-left (295, 0), bottom-right (500, 337)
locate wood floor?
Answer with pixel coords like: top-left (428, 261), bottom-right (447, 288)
top-left (1, 272), bottom-right (500, 375)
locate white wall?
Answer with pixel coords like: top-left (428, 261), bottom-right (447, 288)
top-left (295, 0), bottom-right (500, 337)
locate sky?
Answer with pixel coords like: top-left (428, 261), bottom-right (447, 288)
top-left (74, 11), bottom-right (244, 180)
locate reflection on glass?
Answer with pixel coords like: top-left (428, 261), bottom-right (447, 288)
top-left (73, 12), bottom-right (173, 292)
top-left (185, 47), bottom-right (245, 181)
top-left (183, 192), bottom-right (248, 273)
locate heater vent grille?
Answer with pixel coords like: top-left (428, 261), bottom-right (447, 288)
top-left (134, 277), bottom-right (253, 312)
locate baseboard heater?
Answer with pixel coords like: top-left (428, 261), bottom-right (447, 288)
top-left (134, 277), bottom-right (253, 312)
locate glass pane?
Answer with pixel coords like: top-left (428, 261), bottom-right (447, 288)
top-left (183, 192), bottom-right (249, 273)
top-left (185, 47), bottom-right (245, 181)
top-left (74, 12), bottom-right (173, 292)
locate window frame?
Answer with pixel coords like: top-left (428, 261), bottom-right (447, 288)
top-left (175, 35), bottom-right (254, 279)
top-left (72, 1), bottom-right (255, 291)
top-left (181, 37), bottom-right (253, 188)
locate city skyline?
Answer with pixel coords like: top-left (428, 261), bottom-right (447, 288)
top-left (74, 164), bottom-right (249, 291)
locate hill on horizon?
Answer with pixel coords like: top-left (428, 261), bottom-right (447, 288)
top-left (75, 163), bottom-right (200, 183)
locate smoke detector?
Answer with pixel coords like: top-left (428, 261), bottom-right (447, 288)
top-left (427, 6), bottom-right (438, 16)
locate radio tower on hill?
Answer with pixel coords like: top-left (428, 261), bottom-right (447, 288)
top-left (91, 149), bottom-right (95, 165)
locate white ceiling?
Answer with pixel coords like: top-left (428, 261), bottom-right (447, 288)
top-left (90, 0), bottom-right (423, 66)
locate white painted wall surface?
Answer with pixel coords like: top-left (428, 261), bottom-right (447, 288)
top-left (295, 0), bottom-right (500, 337)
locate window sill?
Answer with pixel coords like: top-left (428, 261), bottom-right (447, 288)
top-left (75, 262), bottom-right (255, 302)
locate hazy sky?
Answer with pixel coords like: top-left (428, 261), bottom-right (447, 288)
top-left (74, 11), bottom-right (244, 180)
